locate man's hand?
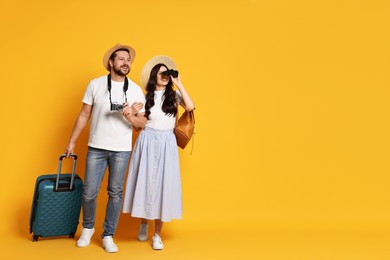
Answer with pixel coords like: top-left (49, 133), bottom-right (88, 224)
top-left (65, 143), bottom-right (75, 158)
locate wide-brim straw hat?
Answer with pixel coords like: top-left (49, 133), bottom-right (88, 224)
top-left (102, 43), bottom-right (136, 71)
top-left (140, 55), bottom-right (177, 89)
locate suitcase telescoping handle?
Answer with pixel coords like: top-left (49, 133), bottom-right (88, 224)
top-left (55, 154), bottom-right (78, 191)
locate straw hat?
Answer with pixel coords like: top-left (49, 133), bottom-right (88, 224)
top-left (140, 55), bottom-right (177, 89)
top-left (102, 43), bottom-right (136, 71)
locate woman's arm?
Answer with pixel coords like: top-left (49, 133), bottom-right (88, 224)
top-left (126, 112), bottom-right (147, 131)
top-left (171, 75), bottom-right (195, 111)
top-left (122, 103), bottom-right (147, 130)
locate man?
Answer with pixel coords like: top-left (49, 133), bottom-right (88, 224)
top-left (65, 43), bottom-right (146, 253)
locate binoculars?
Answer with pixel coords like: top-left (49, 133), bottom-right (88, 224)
top-left (161, 69), bottom-right (179, 78)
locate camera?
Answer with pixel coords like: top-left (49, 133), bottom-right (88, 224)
top-left (110, 103), bottom-right (124, 111)
top-left (161, 69), bottom-right (179, 78)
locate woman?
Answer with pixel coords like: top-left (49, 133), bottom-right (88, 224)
top-left (122, 55), bottom-right (195, 250)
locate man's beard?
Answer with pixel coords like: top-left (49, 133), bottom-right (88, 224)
top-left (113, 66), bottom-right (130, 76)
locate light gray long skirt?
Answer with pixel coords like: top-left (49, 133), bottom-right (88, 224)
top-left (122, 127), bottom-right (182, 222)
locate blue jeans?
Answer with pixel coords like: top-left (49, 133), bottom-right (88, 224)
top-left (82, 146), bottom-right (130, 237)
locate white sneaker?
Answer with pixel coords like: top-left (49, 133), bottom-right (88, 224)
top-left (138, 223), bottom-right (149, 241)
top-left (151, 234), bottom-right (164, 250)
top-left (102, 236), bottom-right (118, 253)
top-left (76, 227), bottom-right (95, 247)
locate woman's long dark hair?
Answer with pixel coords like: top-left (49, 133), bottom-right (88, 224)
top-left (145, 64), bottom-right (177, 119)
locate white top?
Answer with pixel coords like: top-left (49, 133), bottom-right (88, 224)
top-left (82, 75), bottom-right (145, 151)
top-left (146, 90), bottom-right (182, 130)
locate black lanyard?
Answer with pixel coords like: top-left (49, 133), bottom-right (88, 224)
top-left (107, 74), bottom-right (128, 104)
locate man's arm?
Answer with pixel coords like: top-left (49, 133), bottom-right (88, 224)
top-left (65, 103), bottom-right (92, 157)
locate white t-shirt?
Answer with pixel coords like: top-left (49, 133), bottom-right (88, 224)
top-left (82, 75), bottom-right (145, 151)
top-left (146, 90), bottom-right (182, 130)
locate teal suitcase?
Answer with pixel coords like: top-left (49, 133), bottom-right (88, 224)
top-left (29, 154), bottom-right (83, 241)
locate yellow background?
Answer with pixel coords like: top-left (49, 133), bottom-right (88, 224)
top-left (1, 0), bottom-right (390, 259)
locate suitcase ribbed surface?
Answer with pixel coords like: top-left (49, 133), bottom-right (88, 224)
top-left (31, 176), bottom-right (82, 238)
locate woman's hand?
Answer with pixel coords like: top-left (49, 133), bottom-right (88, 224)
top-left (131, 102), bottom-right (144, 114)
top-left (171, 74), bottom-right (183, 88)
top-left (122, 102), bottom-right (144, 118)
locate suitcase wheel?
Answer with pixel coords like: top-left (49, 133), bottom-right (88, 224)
top-left (69, 232), bottom-right (75, 238)
top-left (32, 234), bottom-right (39, 242)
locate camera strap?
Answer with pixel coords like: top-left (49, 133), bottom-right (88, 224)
top-left (107, 74), bottom-right (128, 105)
